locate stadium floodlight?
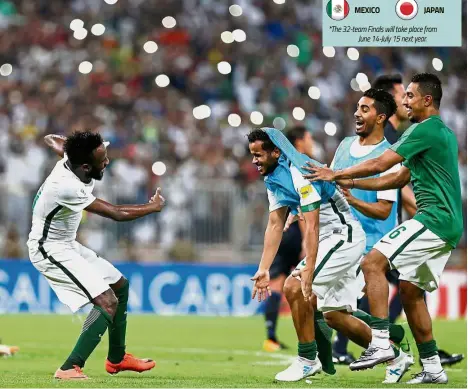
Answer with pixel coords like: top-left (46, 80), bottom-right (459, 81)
top-left (228, 113), bottom-right (241, 127)
top-left (273, 117), bottom-right (286, 131)
top-left (155, 74), bottom-right (170, 87)
top-left (0, 63), bottom-right (12, 76)
top-left (73, 28), bottom-right (88, 40)
top-left (273, 0), bottom-right (286, 4)
top-left (432, 58), bottom-right (443, 71)
top-left (104, 0), bottom-right (118, 4)
top-left (287, 44), bottom-right (300, 58)
top-left (91, 24), bottom-right (106, 36)
top-left (324, 122), bottom-right (337, 136)
top-left (143, 41), bottom-right (158, 54)
top-left (193, 105), bottom-right (211, 120)
top-left (350, 78), bottom-right (360, 91)
top-left (322, 46), bottom-right (336, 58)
top-left (250, 111), bottom-right (263, 125)
top-left (217, 61), bottom-right (232, 75)
top-left (308, 86), bottom-right (321, 100)
top-left (70, 19), bottom-right (84, 31)
top-left (152, 162), bottom-right (167, 176)
top-left (359, 82), bottom-right (372, 92)
top-left (78, 61), bottom-right (93, 74)
top-left (221, 31), bottom-right (234, 44)
top-left (229, 5), bottom-right (243, 17)
top-left (356, 72), bottom-right (368, 85)
top-left (347, 48), bottom-right (360, 61)
top-left (232, 29), bottom-right (246, 42)
top-left (292, 107), bottom-right (306, 121)
top-left (162, 16), bottom-right (177, 28)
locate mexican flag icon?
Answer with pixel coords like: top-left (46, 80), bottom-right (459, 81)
top-left (326, 0), bottom-right (350, 20)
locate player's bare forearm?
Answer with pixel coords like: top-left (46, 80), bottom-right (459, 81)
top-left (86, 198), bottom-right (164, 222)
top-left (259, 208), bottom-right (287, 271)
top-left (402, 185), bottom-right (417, 218)
top-left (44, 134), bottom-right (66, 158)
top-left (348, 198), bottom-right (393, 220)
top-left (334, 150), bottom-right (404, 180)
top-left (302, 209), bottom-right (319, 274)
top-left (345, 166), bottom-right (410, 191)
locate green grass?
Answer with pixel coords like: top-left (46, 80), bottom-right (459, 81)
top-left (0, 315), bottom-right (466, 387)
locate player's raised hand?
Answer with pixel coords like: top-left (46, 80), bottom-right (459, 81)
top-left (302, 162), bottom-right (336, 182)
top-left (340, 187), bottom-right (357, 206)
top-left (149, 187), bottom-right (165, 211)
top-left (291, 267), bottom-right (314, 302)
top-left (251, 269), bottom-right (271, 302)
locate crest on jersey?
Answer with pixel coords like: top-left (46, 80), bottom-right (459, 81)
top-left (300, 185), bottom-right (313, 199)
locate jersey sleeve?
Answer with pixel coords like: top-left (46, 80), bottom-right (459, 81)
top-left (290, 166), bottom-right (321, 213)
top-left (267, 189), bottom-right (286, 212)
top-left (56, 184), bottom-right (96, 212)
top-left (376, 164), bottom-right (400, 202)
top-left (390, 123), bottom-right (431, 160)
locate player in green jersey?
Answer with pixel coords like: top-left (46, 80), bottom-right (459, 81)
top-left (303, 73), bottom-right (462, 385)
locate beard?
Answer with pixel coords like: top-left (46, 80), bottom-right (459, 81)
top-left (87, 167), bottom-right (104, 180)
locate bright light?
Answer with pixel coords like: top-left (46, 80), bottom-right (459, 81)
top-left (73, 28), bottom-right (88, 40)
top-left (356, 72), bottom-right (368, 85)
top-left (155, 74), bottom-right (170, 87)
top-left (162, 16), bottom-right (176, 28)
top-left (0, 63), bottom-right (13, 76)
top-left (228, 113), bottom-right (241, 127)
top-left (292, 107), bottom-right (306, 121)
top-left (217, 61), bottom-right (232, 75)
top-left (70, 19), bottom-right (84, 31)
top-left (359, 82), bottom-right (372, 92)
top-left (78, 61), bottom-right (93, 74)
top-left (229, 5), bottom-right (243, 16)
top-left (324, 122), bottom-right (337, 136)
top-left (350, 78), bottom-right (360, 91)
top-left (347, 48), bottom-right (360, 61)
top-left (273, 117), bottom-right (286, 130)
top-left (143, 41), bottom-right (158, 54)
top-left (308, 86), bottom-right (321, 100)
top-left (193, 105), bottom-right (211, 120)
top-left (287, 44), bottom-right (300, 58)
top-left (104, 0), bottom-right (118, 4)
top-left (273, 0), bottom-right (286, 4)
top-left (432, 58), bottom-right (443, 71)
top-left (91, 24), bottom-right (105, 36)
top-left (232, 29), bottom-right (246, 42)
top-left (250, 111), bottom-right (263, 125)
top-left (152, 161), bottom-right (167, 176)
top-left (323, 46), bottom-right (336, 58)
top-left (221, 31), bottom-right (234, 44)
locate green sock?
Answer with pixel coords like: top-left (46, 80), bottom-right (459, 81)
top-left (417, 340), bottom-right (438, 359)
top-left (353, 310), bottom-right (404, 344)
top-left (61, 306), bottom-right (112, 370)
top-left (107, 280), bottom-right (129, 364)
top-left (298, 341), bottom-right (317, 361)
top-left (392, 343), bottom-right (400, 358)
top-left (314, 312), bottom-right (336, 375)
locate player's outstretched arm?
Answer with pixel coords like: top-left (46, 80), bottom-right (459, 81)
top-left (85, 188), bottom-right (165, 221)
top-left (338, 166), bottom-right (411, 192)
top-left (44, 134), bottom-right (66, 158)
top-left (340, 188), bottom-right (393, 220)
top-left (251, 206), bottom-right (288, 301)
top-left (303, 149), bottom-right (404, 182)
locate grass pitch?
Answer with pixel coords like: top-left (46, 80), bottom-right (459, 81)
top-left (0, 315), bottom-right (466, 387)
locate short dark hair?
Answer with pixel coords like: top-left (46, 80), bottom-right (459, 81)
top-left (247, 129), bottom-right (276, 152)
top-left (372, 74), bottom-right (403, 93)
top-left (64, 130), bottom-right (104, 166)
top-left (286, 126), bottom-right (308, 145)
top-left (411, 72), bottom-right (443, 108)
top-left (363, 88), bottom-right (397, 125)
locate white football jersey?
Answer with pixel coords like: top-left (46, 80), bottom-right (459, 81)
top-left (27, 156), bottom-right (96, 246)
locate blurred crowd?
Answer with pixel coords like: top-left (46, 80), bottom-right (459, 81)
top-left (0, 0), bottom-right (466, 263)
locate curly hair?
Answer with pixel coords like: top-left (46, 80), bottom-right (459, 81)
top-left (247, 129), bottom-right (276, 152)
top-left (64, 130), bottom-right (103, 166)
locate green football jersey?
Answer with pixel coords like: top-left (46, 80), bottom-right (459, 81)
top-left (391, 115), bottom-right (463, 248)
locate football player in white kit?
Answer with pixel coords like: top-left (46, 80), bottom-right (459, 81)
top-left (27, 131), bottom-right (165, 380)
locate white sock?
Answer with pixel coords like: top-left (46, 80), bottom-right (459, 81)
top-left (370, 329), bottom-right (391, 349)
top-left (421, 355), bottom-right (443, 374)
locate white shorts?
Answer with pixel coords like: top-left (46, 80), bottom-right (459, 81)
top-left (294, 229), bottom-right (366, 313)
top-left (373, 219), bottom-right (452, 292)
top-left (29, 241), bottom-right (122, 313)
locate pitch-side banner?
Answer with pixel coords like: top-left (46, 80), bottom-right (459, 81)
top-left (0, 260), bottom-right (465, 318)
